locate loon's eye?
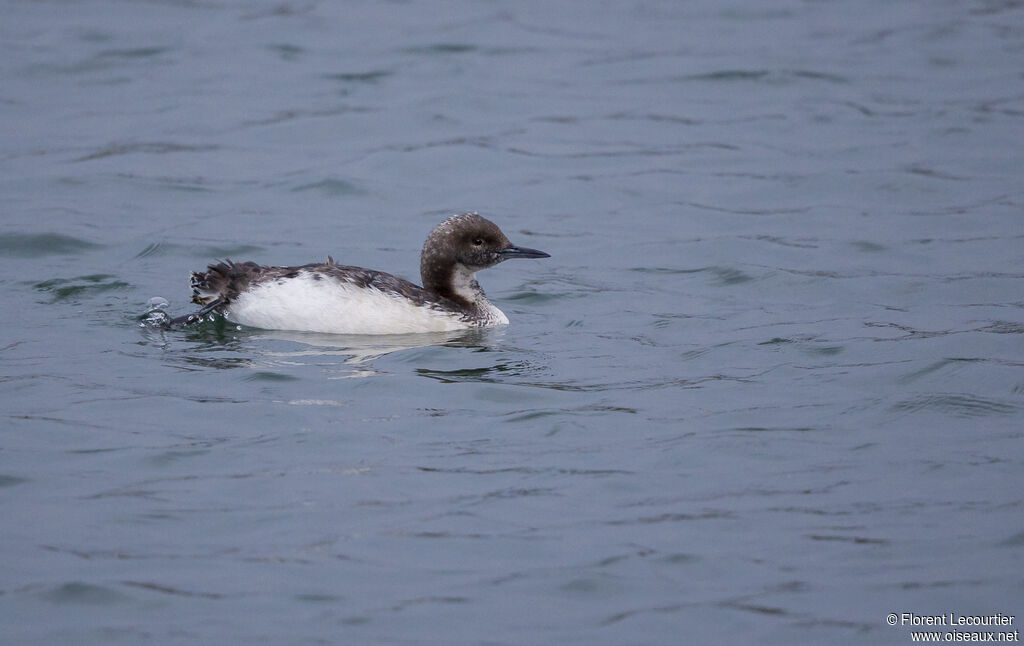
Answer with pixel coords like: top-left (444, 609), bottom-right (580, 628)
top-left (472, 237), bottom-right (484, 246)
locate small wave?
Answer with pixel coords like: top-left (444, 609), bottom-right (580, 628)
top-left (73, 141), bottom-right (218, 162)
top-left (891, 393), bottom-right (1019, 418)
top-left (0, 232), bottom-right (100, 257)
top-left (620, 69), bottom-right (848, 85)
top-left (403, 43), bottom-right (476, 55)
top-left (703, 265), bottom-right (756, 286)
top-left (34, 274), bottom-right (129, 303)
top-left (290, 178), bottom-right (365, 195)
top-left (983, 321), bottom-right (1024, 334)
top-left (322, 70), bottom-right (392, 83)
top-left (97, 47), bottom-right (168, 59)
top-left (0, 474), bottom-right (28, 488)
top-left (121, 580), bottom-right (223, 599)
top-left (265, 43), bottom-right (303, 60)
top-left (40, 582), bottom-right (128, 605)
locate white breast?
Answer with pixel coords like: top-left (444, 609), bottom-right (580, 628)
top-left (223, 273), bottom-right (504, 335)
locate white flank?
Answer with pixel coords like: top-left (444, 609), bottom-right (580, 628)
top-left (223, 272), bottom-right (507, 335)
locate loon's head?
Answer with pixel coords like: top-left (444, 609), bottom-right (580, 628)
top-left (420, 213), bottom-right (549, 304)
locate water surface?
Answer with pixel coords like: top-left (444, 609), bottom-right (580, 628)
top-left (1, 1), bottom-right (1022, 644)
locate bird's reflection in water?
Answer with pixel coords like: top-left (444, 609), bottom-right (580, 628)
top-left (149, 313), bottom-right (504, 377)
top-left (246, 327), bottom-right (499, 378)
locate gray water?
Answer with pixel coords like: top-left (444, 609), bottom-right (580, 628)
top-left (2, 1), bottom-right (1023, 644)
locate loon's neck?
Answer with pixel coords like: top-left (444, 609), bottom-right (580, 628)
top-left (422, 262), bottom-right (494, 315)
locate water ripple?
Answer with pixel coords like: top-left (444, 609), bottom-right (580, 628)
top-left (0, 233), bottom-right (100, 257)
top-left (73, 141), bottom-right (218, 162)
top-left (41, 582), bottom-right (128, 605)
top-left (120, 580), bottom-right (223, 600)
top-left (33, 274), bottom-right (129, 303)
top-left (891, 393), bottom-right (1019, 418)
